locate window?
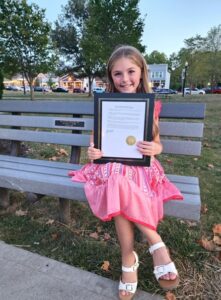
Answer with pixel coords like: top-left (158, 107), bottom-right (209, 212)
top-left (151, 71), bottom-right (163, 79)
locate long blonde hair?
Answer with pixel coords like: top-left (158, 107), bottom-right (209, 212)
top-left (107, 45), bottom-right (151, 93)
top-left (107, 45), bottom-right (159, 138)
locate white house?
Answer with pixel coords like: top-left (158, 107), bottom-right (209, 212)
top-left (148, 64), bottom-right (170, 89)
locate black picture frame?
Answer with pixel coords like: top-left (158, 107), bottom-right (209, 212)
top-left (94, 93), bottom-right (155, 166)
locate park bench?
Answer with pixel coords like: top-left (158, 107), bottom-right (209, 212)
top-left (0, 99), bottom-right (206, 223)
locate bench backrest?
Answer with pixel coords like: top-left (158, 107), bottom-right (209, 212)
top-left (0, 100), bottom-right (206, 162)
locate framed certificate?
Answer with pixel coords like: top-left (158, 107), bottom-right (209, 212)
top-left (94, 93), bottom-right (155, 166)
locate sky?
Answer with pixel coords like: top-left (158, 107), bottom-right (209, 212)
top-left (28, 0), bottom-right (221, 57)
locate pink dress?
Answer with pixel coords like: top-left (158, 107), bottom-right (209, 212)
top-left (69, 101), bottom-right (183, 231)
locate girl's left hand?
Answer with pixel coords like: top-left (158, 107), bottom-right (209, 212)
top-left (136, 141), bottom-right (162, 156)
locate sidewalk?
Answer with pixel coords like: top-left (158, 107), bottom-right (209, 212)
top-left (0, 241), bottom-right (163, 300)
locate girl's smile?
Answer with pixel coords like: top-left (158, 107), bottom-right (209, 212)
top-left (111, 57), bottom-right (141, 93)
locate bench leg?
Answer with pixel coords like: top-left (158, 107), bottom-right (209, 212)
top-left (59, 198), bottom-right (71, 224)
top-left (0, 188), bottom-right (10, 209)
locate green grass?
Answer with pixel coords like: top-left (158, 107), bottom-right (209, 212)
top-left (0, 93), bottom-right (221, 299)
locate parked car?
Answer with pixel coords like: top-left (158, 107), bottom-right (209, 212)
top-left (202, 87), bottom-right (211, 94)
top-left (52, 87), bottom-right (69, 93)
top-left (34, 87), bottom-right (50, 92)
top-left (93, 87), bottom-right (105, 93)
top-left (73, 87), bottom-right (85, 93)
top-left (5, 85), bottom-right (23, 91)
top-left (211, 87), bottom-right (221, 94)
top-left (184, 88), bottom-right (205, 95)
top-left (21, 86), bottom-right (31, 92)
top-left (155, 88), bottom-right (177, 94)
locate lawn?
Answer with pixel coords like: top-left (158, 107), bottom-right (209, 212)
top-left (0, 92), bottom-right (221, 299)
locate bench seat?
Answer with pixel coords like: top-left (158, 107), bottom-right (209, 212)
top-left (0, 154), bottom-right (201, 221)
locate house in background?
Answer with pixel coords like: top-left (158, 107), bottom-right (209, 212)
top-left (5, 67), bottom-right (171, 92)
top-left (59, 74), bottom-right (84, 91)
top-left (148, 64), bottom-right (170, 89)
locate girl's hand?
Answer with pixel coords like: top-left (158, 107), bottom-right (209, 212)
top-left (136, 141), bottom-right (162, 156)
top-left (87, 142), bottom-right (103, 161)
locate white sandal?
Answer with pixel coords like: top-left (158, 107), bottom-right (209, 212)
top-left (118, 251), bottom-right (139, 300)
top-left (149, 242), bottom-right (179, 290)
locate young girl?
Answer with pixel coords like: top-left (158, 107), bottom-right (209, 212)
top-left (69, 45), bottom-right (183, 300)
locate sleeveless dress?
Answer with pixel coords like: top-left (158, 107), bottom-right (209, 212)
top-left (68, 101), bottom-right (183, 231)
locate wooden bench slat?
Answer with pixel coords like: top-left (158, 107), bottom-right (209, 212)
top-left (0, 100), bottom-right (94, 114)
top-left (0, 159), bottom-right (199, 194)
top-left (0, 130), bottom-right (202, 156)
top-left (0, 167), bottom-right (201, 221)
top-left (160, 103), bottom-right (206, 119)
top-left (0, 156), bottom-right (200, 186)
top-left (0, 100), bottom-right (206, 119)
top-left (0, 128), bottom-right (90, 146)
top-left (0, 115), bottom-right (204, 138)
top-left (0, 154), bottom-right (74, 169)
top-left (161, 139), bottom-right (202, 155)
top-left (164, 194), bottom-right (201, 221)
top-left (166, 174), bottom-right (199, 185)
top-left (0, 115), bottom-right (93, 130)
top-left (159, 122), bottom-right (204, 138)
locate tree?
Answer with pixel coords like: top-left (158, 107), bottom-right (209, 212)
top-left (145, 50), bottom-right (168, 64)
top-left (204, 25), bottom-right (221, 87)
top-left (0, 69), bottom-right (4, 99)
top-left (52, 0), bottom-right (145, 94)
top-left (0, 0), bottom-right (57, 99)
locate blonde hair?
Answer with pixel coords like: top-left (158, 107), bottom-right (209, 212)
top-left (107, 45), bottom-right (152, 93)
top-left (107, 45), bottom-right (159, 139)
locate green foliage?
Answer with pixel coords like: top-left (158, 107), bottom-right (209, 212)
top-left (0, 69), bottom-right (4, 99)
top-left (0, 0), bottom-right (58, 99)
top-left (145, 50), bottom-right (168, 64)
top-left (169, 25), bottom-right (221, 89)
top-left (52, 0), bottom-right (145, 94)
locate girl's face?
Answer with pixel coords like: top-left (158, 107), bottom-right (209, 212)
top-left (111, 57), bottom-right (142, 93)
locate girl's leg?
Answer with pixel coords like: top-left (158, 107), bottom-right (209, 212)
top-left (135, 223), bottom-right (176, 280)
top-left (114, 215), bottom-right (137, 297)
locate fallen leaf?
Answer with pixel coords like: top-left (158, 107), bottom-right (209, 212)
top-left (166, 159), bottom-right (173, 164)
top-left (165, 291), bottom-right (176, 300)
top-left (213, 235), bottom-right (221, 246)
top-left (213, 224), bottom-right (221, 236)
top-left (49, 156), bottom-right (58, 161)
top-left (201, 204), bottom-right (208, 214)
top-left (186, 220), bottom-right (198, 227)
top-left (96, 226), bottom-right (102, 233)
top-left (15, 209), bottom-right (28, 216)
top-left (212, 252), bottom-right (221, 263)
top-left (89, 232), bottom-right (99, 240)
top-left (101, 260), bottom-right (110, 271)
top-left (198, 237), bottom-right (221, 251)
top-left (46, 219), bottom-right (55, 225)
top-left (51, 233), bottom-right (59, 240)
top-left (58, 148), bottom-right (68, 156)
top-left (207, 163), bottom-right (214, 169)
top-left (203, 142), bottom-right (210, 148)
top-left (103, 233), bottom-right (111, 241)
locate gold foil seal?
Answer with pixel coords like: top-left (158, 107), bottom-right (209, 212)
top-left (126, 136), bottom-right (136, 146)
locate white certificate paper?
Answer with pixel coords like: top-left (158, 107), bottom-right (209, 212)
top-left (101, 101), bottom-right (146, 158)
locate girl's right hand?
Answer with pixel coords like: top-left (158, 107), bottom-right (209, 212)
top-left (87, 142), bottom-right (103, 161)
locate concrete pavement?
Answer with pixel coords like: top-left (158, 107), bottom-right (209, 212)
top-left (0, 241), bottom-right (163, 300)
